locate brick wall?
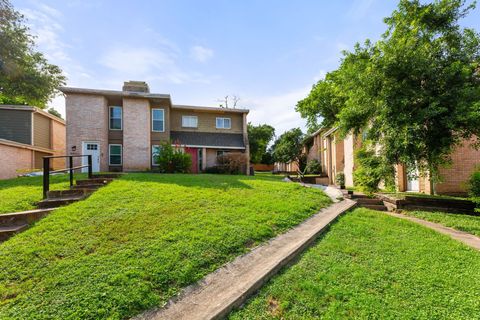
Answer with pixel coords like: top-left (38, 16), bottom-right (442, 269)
top-left (51, 119), bottom-right (66, 169)
top-left (66, 94), bottom-right (109, 171)
top-left (123, 98), bottom-right (150, 171)
top-left (0, 143), bottom-right (32, 179)
top-left (435, 139), bottom-right (480, 195)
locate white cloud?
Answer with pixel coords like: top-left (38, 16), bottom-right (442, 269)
top-left (190, 45), bottom-right (214, 63)
top-left (347, 0), bottom-right (376, 20)
top-left (99, 45), bottom-right (214, 85)
top-left (243, 87), bottom-right (310, 136)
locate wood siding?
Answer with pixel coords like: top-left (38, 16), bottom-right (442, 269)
top-left (33, 113), bottom-right (51, 149)
top-left (0, 109), bottom-right (32, 144)
top-left (170, 109), bottom-right (243, 134)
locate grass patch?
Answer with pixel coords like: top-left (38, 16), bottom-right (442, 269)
top-left (405, 210), bottom-right (480, 237)
top-left (0, 173), bottom-right (330, 319)
top-left (0, 174), bottom-right (87, 214)
top-left (229, 208), bottom-right (480, 319)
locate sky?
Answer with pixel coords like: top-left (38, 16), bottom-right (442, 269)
top-left (12, 0), bottom-right (480, 135)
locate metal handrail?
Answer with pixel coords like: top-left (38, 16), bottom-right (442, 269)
top-left (43, 155), bottom-right (92, 199)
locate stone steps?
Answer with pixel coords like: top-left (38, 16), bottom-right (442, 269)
top-left (1, 175), bottom-right (117, 242)
top-left (37, 195), bottom-right (87, 209)
top-left (0, 224), bottom-right (29, 242)
top-left (347, 191), bottom-right (389, 211)
top-left (0, 208), bottom-right (55, 227)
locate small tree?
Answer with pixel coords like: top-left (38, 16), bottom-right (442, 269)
top-left (154, 141), bottom-right (192, 173)
top-left (272, 128), bottom-right (305, 176)
top-left (248, 123), bottom-right (275, 164)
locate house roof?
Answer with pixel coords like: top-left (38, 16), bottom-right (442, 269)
top-left (0, 105), bottom-right (65, 124)
top-left (58, 87), bottom-right (171, 100)
top-left (172, 104), bottom-right (249, 114)
top-left (170, 131), bottom-right (246, 149)
top-left (58, 87), bottom-right (249, 113)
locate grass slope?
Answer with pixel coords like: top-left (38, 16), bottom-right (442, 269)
top-left (405, 210), bottom-right (480, 237)
top-left (0, 173), bottom-right (330, 319)
top-left (0, 174), bottom-right (86, 214)
top-left (230, 208), bottom-right (480, 320)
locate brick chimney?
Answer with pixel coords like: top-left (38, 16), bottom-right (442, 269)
top-left (122, 81), bottom-right (150, 93)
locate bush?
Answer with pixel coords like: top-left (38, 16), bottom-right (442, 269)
top-left (335, 172), bottom-right (345, 186)
top-left (305, 159), bottom-right (322, 174)
top-left (216, 152), bottom-right (248, 175)
top-left (353, 148), bottom-right (395, 194)
top-left (467, 170), bottom-right (480, 197)
top-left (154, 142), bottom-right (192, 173)
top-left (205, 166), bottom-right (222, 174)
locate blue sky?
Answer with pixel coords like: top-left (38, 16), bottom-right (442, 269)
top-left (13, 0), bottom-right (480, 135)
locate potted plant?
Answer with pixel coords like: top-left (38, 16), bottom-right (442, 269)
top-left (335, 172), bottom-right (345, 189)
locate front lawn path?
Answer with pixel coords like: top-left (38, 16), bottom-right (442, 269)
top-left (387, 212), bottom-right (480, 250)
top-left (135, 200), bottom-right (356, 320)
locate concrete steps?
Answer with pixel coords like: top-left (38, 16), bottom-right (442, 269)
top-left (345, 191), bottom-right (389, 211)
top-left (0, 208), bottom-right (55, 242)
top-left (1, 175), bottom-right (117, 242)
top-left (37, 195), bottom-right (88, 208)
top-left (0, 225), bottom-right (29, 242)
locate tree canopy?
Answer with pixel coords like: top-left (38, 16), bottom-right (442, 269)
top-left (297, 0), bottom-right (480, 184)
top-left (248, 123), bottom-right (275, 164)
top-left (272, 128), bottom-right (304, 165)
top-left (0, 0), bottom-right (66, 107)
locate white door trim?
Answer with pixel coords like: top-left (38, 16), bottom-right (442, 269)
top-left (81, 141), bottom-right (101, 173)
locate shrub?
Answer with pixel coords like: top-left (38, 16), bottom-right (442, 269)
top-left (216, 152), bottom-right (248, 175)
top-left (467, 169), bottom-right (480, 197)
top-left (154, 142), bottom-right (192, 173)
top-left (205, 166), bottom-right (222, 174)
top-left (353, 148), bottom-right (395, 194)
top-left (305, 159), bottom-right (322, 174)
top-left (335, 172), bottom-right (345, 186)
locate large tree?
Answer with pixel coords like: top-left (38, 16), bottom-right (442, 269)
top-left (298, 0), bottom-right (480, 192)
top-left (248, 123), bottom-right (275, 164)
top-left (0, 0), bottom-right (66, 107)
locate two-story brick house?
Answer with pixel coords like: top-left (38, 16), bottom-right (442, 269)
top-left (59, 81), bottom-right (250, 174)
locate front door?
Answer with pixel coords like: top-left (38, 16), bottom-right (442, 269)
top-left (406, 166), bottom-right (419, 192)
top-left (185, 147), bottom-right (198, 173)
top-left (82, 142), bottom-right (100, 173)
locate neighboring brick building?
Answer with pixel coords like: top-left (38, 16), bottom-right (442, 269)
top-left (0, 105), bottom-right (66, 179)
top-left (307, 125), bottom-right (479, 195)
top-left (59, 81), bottom-right (250, 174)
top-left (395, 138), bottom-right (480, 195)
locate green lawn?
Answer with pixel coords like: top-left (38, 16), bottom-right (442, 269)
top-left (405, 210), bottom-right (480, 237)
top-left (0, 174), bottom-right (86, 214)
top-left (0, 173), bottom-right (330, 319)
top-left (229, 208), bottom-right (480, 319)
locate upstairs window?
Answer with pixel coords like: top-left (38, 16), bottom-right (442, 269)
top-left (182, 116), bottom-right (198, 128)
top-left (216, 117), bottom-right (231, 129)
top-left (152, 108), bottom-right (165, 132)
top-left (109, 106), bottom-right (122, 130)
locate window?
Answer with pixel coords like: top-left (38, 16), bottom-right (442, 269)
top-left (86, 144), bottom-right (98, 150)
top-left (216, 150), bottom-right (229, 157)
top-left (182, 116), bottom-right (198, 128)
top-left (152, 145), bottom-right (161, 166)
top-left (152, 108), bottom-right (165, 132)
top-left (109, 106), bottom-right (122, 130)
top-left (216, 117), bottom-right (231, 129)
top-left (109, 144), bottom-right (122, 165)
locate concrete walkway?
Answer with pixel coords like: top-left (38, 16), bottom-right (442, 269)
top-left (386, 212), bottom-right (480, 251)
top-left (134, 200), bottom-right (357, 320)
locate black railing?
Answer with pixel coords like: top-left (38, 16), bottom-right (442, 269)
top-left (43, 155), bottom-right (92, 199)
